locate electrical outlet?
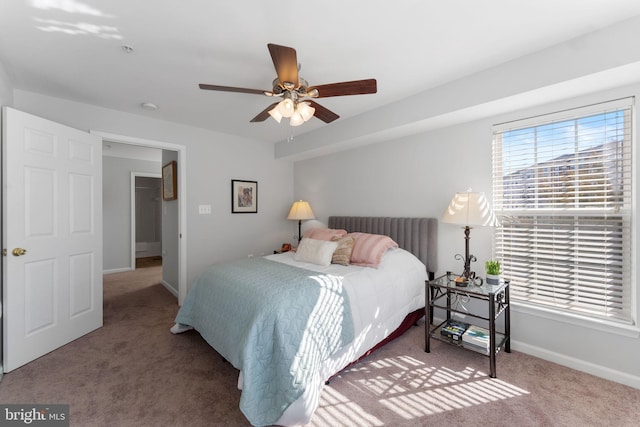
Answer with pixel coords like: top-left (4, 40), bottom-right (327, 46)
top-left (198, 204), bottom-right (211, 214)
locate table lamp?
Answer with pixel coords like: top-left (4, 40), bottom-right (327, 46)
top-left (441, 190), bottom-right (498, 280)
top-left (287, 200), bottom-right (315, 243)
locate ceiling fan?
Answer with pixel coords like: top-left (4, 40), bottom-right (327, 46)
top-left (199, 43), bottom-right (377, 126)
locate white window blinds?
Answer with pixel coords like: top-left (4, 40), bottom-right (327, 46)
top-left (492, 98), bottom-right (633, 323)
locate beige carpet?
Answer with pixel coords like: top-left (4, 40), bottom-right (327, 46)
top-left (1, 266), bottom-right (639, 426)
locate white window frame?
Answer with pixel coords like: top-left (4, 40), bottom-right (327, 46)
top-left (492, 98), bottom-right (636, 332)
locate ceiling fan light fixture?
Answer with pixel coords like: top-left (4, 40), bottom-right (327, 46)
top-left (199, 44), bottom-right (376, 126)
top-left (289, 112), bottom-right (305, 127)
top-left (298, 102), bottom-right (315, 122)
top-left (277, 98), bottom-right (295, 118)
top-left (268, 106), bottom-right (282, 123)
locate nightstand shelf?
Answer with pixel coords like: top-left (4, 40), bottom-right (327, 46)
top-left (430, 320), bottom-right (508, 356)
top-left (425, 272), bottom-right (511, 377)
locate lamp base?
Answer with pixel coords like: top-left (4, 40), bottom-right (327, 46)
top-left (453, 277), bottom-right (469, 287)
top-left (454, 253), bottom-right (477, 280)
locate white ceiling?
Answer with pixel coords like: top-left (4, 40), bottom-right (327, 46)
top-left (2, 0), bottom-right (640, 144)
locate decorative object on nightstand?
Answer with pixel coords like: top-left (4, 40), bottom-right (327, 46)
top-left (274, 243), bottom-right (292, 254)
top-left (280, 243), bottom-right (291, 253)
top-left (287, 200), bottom-right (315, 243)
top-left (441, 189), bottom-right (498, 281)
top-left (275, 243), bottom-right (292, 254)
top-left (485, 260), bottom-right (501, 285)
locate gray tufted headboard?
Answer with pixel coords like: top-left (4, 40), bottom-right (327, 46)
top-left (328, 216), bottom-right (438, 275)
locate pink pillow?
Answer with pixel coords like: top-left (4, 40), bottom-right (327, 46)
top-left (303, 228), bottom-right (347, 241)
top-left (348, 232), bottom-right (398, 267)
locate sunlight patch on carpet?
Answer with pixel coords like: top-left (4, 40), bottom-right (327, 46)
top-left (313, 386), bottom-right (384, 427)
top-left (316, 354), bottom-right (530, 423)
top-left (374, 356), bottom-right (530, 419)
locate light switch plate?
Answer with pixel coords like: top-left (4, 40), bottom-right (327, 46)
top-left (198, 204), bottom-right (211, 214)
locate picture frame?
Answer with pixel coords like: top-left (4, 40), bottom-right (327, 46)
top-left (231, 179), bottom-right (258, 213)
top-left (162, 161), bottom-right (177, 201)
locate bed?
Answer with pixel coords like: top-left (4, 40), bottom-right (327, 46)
top-left (171, 216), bottom-right (437, 426)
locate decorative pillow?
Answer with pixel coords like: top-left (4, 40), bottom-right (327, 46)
top-left (348, 232), bottom-right (399, 268)
top-left (303, 228), bottom-right (348, 241)
top-left (330, 235), bottom-right (355, 266)
top-left (293, 238), bottom-right (339, 266)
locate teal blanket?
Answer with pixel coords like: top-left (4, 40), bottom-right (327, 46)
top-left (175, 257), bottom-right (354, 426)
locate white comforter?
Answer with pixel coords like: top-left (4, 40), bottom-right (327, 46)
top-left (264, 247), bottom-right (427, 426)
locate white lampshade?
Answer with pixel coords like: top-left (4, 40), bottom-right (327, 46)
top-left (297, 102), bottom-right (315, 122)
top-left (287, 200), bottom-right (315, 221)
top-left (289, 112), bottom-right (304, 127)
top-left (441, 190), bottom-right (498, 227)
top-left (268, 106), bottom-right (282, 123)
top-left (277, 98), bottom-right (295, 118)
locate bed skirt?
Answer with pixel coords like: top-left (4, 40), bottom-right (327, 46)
top-left (327, 307), bottom-right (425, 382)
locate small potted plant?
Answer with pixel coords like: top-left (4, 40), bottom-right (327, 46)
top-left (485, 260), bottom-right (501, 285)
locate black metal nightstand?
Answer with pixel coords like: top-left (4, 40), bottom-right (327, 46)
top-left (425, 272), bottom-right (511, 378)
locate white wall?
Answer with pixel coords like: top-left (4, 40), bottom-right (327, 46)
top-left (0, 61), bottom-right (12, 108)
top-left (293, 83), bottom-right (640, 389)
top-left (13, 90), bottom-right (295, 287)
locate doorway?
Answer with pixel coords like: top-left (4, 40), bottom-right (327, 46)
top-left (133, 175), bottom-right (162, 269)
top-left (94, 131), bottom-right (187, 305)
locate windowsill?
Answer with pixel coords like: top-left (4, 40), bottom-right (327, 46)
top-left (512, 301), bottom-right (640, 339)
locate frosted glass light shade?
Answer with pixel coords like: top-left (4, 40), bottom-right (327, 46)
top-left (298, 102), bottom-right (315, 121)
top-left (441, 191), bottom-right (498, 227)
top-left (289, 112), bottom-right (304, 127)
top-left (268, 107), bottom-right (282, 123)
top-left (277, 98), bottom-right (295, 117)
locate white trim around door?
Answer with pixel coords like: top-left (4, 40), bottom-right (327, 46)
top-left (91, 131), bottom-right (188, 305)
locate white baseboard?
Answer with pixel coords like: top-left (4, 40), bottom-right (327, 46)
top-left (511, 340), bottom-right (640, 390)
top-left (432, 315), bottom-right (640, 390)
top-left (161, 279), bottom-right (178, 298)
top-left (103, 267), bottom-right (133, 275)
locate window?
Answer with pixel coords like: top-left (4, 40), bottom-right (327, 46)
top-left (492, 98), bottom-right (633, 324)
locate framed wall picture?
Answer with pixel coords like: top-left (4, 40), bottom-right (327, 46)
top-left (231, 179), bottom-right (258, 213)
top-left (162, 161), bottom-right (177, 201)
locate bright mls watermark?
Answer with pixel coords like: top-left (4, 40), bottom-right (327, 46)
top-left (0, 405), bottom-right (69, 426)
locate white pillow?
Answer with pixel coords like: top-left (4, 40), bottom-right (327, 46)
top-left (294, 238), bottom-right (339, 266)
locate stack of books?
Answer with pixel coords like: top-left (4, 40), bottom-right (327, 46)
top-left (462, 325), bottom-right (491, 355)
top-left (440, 320), bottom-right (469, 342)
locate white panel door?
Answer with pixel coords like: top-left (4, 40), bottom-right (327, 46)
top-left (2, 107), bottom-right (102, 372)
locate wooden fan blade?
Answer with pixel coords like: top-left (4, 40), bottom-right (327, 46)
top-left (308, 79), bottom-right (377, 98)
top-left (267, 43), bottom-right (299, 88)
top-left (307, 100), bottom-right (339, 123)
top-left (199, 84), bottom-right (266, 95)
top-left (250, 102), bottom-right (280, 122)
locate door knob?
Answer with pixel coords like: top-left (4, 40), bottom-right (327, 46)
top-left (12, 248), bottom-right (27, 256)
